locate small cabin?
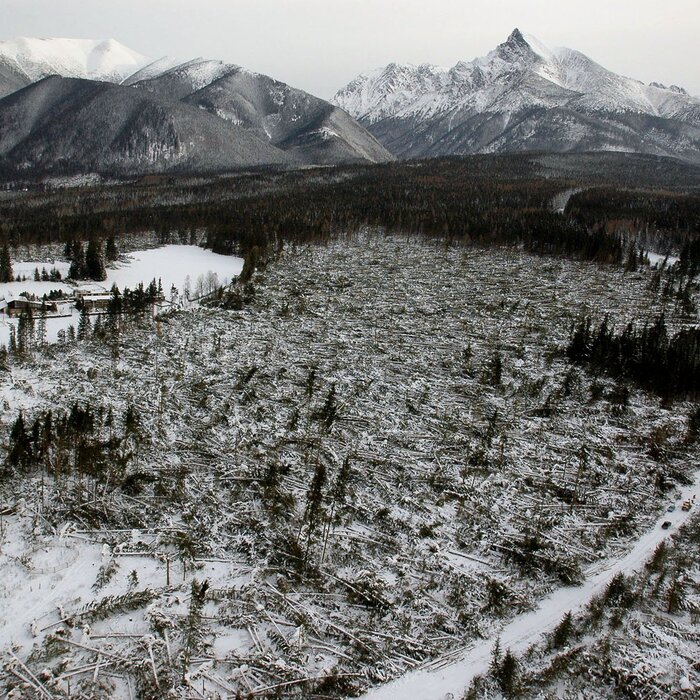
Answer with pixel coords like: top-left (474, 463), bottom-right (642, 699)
top-left (2, 295), bottom-right (58, 316)
top-left (80, 294), bottom-right (113, 311)
top-left (74, 284), bottom-right (109, 300)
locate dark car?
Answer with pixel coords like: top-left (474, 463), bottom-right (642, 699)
top-left (662, 521), bottom-right (672, 530)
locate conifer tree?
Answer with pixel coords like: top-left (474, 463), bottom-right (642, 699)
top-left (315, 385), bottom-right (338, 430)
top-left (124, 404), bottom-right (140, 437)
top-left (667, 577), bottom-right (685, 615)
top-left (8, 412), bottom-right (33, 470)
top-left (69, 241), bottom-right (86, 279)
top-left (85, 239), bottom-right (106, 281)
top-left (77, 305), bottom-right (91, 340)
top-left (302, 461), bottom-right (327, 564)
top-left (0, 243), bottom-right (12, 283)
top-left (180, 579), bottom-right (209, 678)
top-left (17, 307), bottom-right (34, 354)
top-left (551, 611), bottom-right (574, 648)
top-left (495, 649), bottom-right (519, 697)
top-left (105, 236), bottom-right (119, 262)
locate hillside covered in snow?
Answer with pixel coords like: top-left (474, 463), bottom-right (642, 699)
top-left (333, 29), bottom-right (700, 164)
top-left (0, 38), bottom-right (393, 176)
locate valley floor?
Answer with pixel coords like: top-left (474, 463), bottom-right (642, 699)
top-left (1, 231), bottom-right (698, 698)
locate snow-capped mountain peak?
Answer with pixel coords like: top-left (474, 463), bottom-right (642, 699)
top-left (332, 29), bottom-right (700, 164)
top-left (333, 29), bottom-right (700, 123)
top-left (0, 37), bottom-right (151, 83)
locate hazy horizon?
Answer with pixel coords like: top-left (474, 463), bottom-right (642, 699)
top-left (2, 0), bottom-right (699, 99)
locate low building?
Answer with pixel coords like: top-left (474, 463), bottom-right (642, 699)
top-left (80, 294), bottom-right (113, 311)
top-left (1, 294), bottom-right (58, 316)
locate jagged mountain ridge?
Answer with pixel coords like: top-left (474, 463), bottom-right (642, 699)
top-left (0, 39), bottom-right (393, 175)
top-left (333, 29), bottom-right (700, 163)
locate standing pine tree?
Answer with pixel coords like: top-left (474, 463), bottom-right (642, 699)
top-left (495, 649), bottom-right (519, 697)
top-left (105, 236), bottom-right (119, 262)
top-left (85, 239), bottom-right (106, 281)
top-left (17, 307), bottom-right (34, 354)
top-left (301, 461), bottom-right (327, 565)
top-left (77, 305), bottom-right (91, 340)
top-left (0, 243), bottom-right (13, 283)
top-left (8, 412), bottom-right (33, 470)
top-left (69, 241), bottom-right (86, 279)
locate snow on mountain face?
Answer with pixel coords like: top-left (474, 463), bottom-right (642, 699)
top-left (332, 29), bottom-right (700, 163)
top-left (335, 29), bottom-right (699, 124)
top-left (133, 59), bottom-right (393, 164)
top-left (0, 43), bottom-right (393, 176)
top-left (0, 37), bottom-right (151, 84)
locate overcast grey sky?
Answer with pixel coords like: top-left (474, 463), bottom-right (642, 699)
top-left (2, 0), bottom-right (699, 98)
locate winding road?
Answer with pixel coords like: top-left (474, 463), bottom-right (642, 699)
top-left (359, 473), bottom-right (700, 700)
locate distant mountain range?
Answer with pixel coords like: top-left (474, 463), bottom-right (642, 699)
top-left (0, 32), bottom-right (698, 178)
top-left (333, 29), bottom-right (700, 164)
top-left (0, 38), bottom-right (153, 94)
top-left (0, 38), bottom-right (392, 176)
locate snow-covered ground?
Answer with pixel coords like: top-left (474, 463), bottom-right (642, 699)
top-left (360, 475), bottom-right (700, 700)
top-left (104, 244), bottom-right (243, 297)
top-left (646, 251), bottom-right (680, 268)
top-left (0, 234), bottom-right (697, 698)
top-left (0, 245), bottom-right (243, 348)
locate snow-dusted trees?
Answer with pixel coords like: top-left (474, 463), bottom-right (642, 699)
top-left (67, 239), bottom-right (107, 280)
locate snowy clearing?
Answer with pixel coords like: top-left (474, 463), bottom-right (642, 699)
top-left (104, 244), bottom-right (243, 297)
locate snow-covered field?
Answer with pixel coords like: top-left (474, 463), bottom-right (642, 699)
top-left (104, 244), bottom-right (243, 297)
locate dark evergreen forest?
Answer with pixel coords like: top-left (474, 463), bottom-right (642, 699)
top-left (1, 158), bottom-right (698, 267)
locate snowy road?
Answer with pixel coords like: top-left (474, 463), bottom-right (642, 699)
top-left (359, 474), bottom-right (700, 700)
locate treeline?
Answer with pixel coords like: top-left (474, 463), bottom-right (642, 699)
top-left (4, 401), bottom-right (141, 484)
top-left (1, 160), bottom-right (697, 271)
top-left (104, 279), bottom-right (164, 314)
top-left (518, 211), bottom-right (624, 264)
top-left (0, 160), bottom-right (566, 251)
top-left (567, 188), bottom-right (700, 232)
top-left (567, 314), bottom-right (700, 398)
top-left (567, 188), bottom-right (700, 268)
